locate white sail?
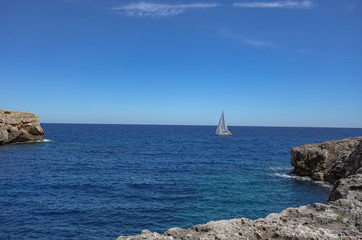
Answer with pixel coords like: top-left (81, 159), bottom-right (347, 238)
top-left (216, 111), bottom-right (232, 135)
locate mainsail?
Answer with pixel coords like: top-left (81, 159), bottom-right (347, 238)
top-left (216, 111), bottom-right (231, 135)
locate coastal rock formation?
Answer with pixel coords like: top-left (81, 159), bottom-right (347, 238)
top-left (0, 110), bottom-right (44, 144)
top-left (291, 137), bottom-right (362, 183)
top-left (116, 137), bottom-right (362, 240)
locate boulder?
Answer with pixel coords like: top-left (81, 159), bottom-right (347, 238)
top-left (0, 110), bottom-right (44, 144)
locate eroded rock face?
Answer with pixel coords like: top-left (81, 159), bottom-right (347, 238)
top-left (329, 174), bottom-right (362, 202)
top-left (291, 137), bottom-right (362, 183)
top-left (116, 200), bottom-right (362, 240)
top-left (0, 110), bottom-right (44, 144)
top-left (116, 137), bottom-right (362, 240)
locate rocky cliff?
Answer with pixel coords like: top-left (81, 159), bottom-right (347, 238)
top-left (0, 110), bottom-right (44, 144)
top-left (116, 137), bottom-right (362, 240)
top-left (291, 137), bottom-right (362, 183)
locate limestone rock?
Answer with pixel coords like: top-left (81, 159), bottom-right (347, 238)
top-left (0, 110), bottom-right (44, 144)
top-left (291, 137), bottom-right (362, 183)
top-left (329, 174), bottom-right (362, 202)
top-left (0, 127), bottom-right (8, 142)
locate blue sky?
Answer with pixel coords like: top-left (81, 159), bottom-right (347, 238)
top-left (0, 0), bottom-right (361, 127)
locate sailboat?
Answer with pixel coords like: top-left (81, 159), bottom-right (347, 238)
top-left (215, 111), bottom-right (232, 136)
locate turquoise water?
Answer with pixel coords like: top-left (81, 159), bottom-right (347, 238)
top-left (1, 124), bottom-right (361, 239)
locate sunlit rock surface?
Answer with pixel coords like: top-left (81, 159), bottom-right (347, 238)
top-left (0, 110), bottom-right (44, 144)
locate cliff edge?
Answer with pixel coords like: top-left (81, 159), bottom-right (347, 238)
top-left (0, 110), bottom-right (44, 145)
top-left (116, 137), bottom-right (362, 240)
top-left (291, 137), bottom-right (362, 183)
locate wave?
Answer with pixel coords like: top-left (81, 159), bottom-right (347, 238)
top-left (268, 166), bottom-right (293, 170)
top-left (270, 173), bottom-right (333, 188)
top-left (43, 139), bottom-right (52, 142)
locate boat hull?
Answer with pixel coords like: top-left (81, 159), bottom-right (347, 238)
top-left (216, 131), bottom-right (232, 136)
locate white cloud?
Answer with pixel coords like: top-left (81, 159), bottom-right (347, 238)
top-left (243, 39), bottom-right (274, 47)
top-left (112, 2), bottom-right (220, 17)
top-left (233, 1), bottom-right (315, 9)
top-left (220, 30), bottom-right (275, 47)
top-left (347, 2), bottom-right (357, 12)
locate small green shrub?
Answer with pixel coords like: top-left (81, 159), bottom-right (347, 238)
top-left (4, 111), bottom-right (11, 114)
top-left (336, 216), bottom-right (343, 221)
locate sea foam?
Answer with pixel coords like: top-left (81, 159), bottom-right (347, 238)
top-left (270, 173), bottom-right (333, 188)
top-left (268, 166), bottom-right (293, 170)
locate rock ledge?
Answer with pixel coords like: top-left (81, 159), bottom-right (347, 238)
top-left (0, 110), bottom-right (44, 144)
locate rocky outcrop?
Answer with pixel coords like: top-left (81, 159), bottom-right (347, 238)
top-left (291, 137), bottom-right (362, 183)
top-left (0, 110), bottom-right (44, 144)
top-left (116, 137), bottom-right (362, 240)
top-left (329, 173), bottom-right (362, 202)
top-left (117, 201), bottom-right (362, 239)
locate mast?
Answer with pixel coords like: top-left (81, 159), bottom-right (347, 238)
top-left (221, 111), bottom-right (228, 131)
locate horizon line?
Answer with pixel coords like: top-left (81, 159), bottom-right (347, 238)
top-left (40, 122), bottom-right (362, 129)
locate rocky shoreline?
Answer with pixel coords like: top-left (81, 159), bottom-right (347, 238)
top-left (0, 110), bottom-right (45, 145)
top-left (116, 137), bottom-right (362, 240)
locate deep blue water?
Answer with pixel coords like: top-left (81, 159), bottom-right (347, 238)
top-left (1, 124), bottom-right (362, 239)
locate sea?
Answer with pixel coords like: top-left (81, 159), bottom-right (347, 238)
top-left (1, 124), bottom-right (362, 239)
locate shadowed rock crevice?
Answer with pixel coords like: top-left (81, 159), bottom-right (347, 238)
top-left (116, 137), bottom-right (362, 240)
top-left (0, 110), bottom-right (44, 145)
